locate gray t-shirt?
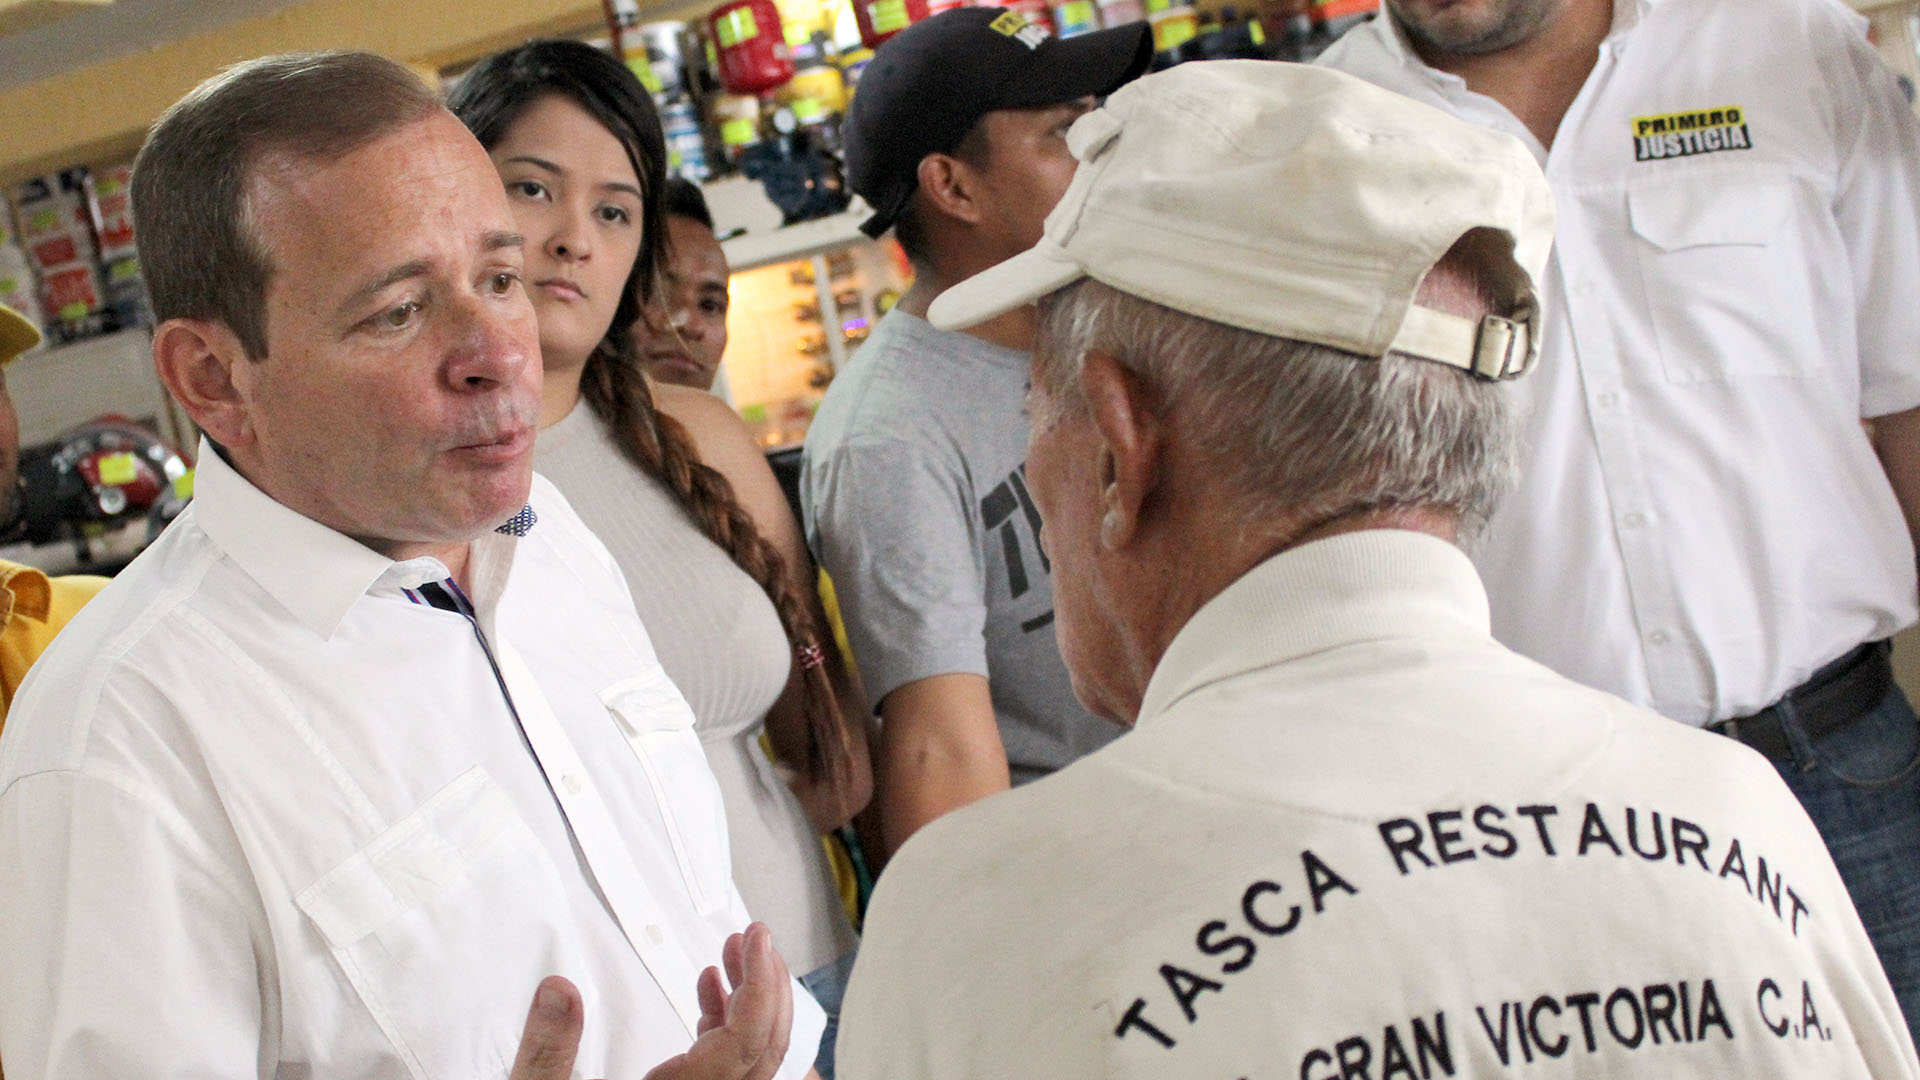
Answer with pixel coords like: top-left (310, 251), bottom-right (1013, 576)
top-left (802, 309), bottom-right (1117, 785)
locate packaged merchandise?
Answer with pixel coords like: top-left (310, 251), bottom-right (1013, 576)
top-left (710, 0), bottom-right (796, 95)
top-left (13, 171), bottom-right (112, 342)
top-left (86, 165), bottom-right (137, 263)
top-left (1053, 0), bottom-right (1101, 35)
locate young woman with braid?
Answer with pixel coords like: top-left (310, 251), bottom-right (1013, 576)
top-left (449, 41), bottom-right (870, 1077)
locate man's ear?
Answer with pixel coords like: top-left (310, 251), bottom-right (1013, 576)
top-left (915, 151), bottom-right (988, 227)
top-left (153, 318), bottom-right (258, 449)
top-left (1079, 351), bottom-right (1160, 551)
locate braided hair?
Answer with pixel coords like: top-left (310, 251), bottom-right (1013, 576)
top-left (450, 40), bottom-right (851, 785)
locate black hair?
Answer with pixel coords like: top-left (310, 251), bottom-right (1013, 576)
top-left (448, 39), bottom-right (669, 324)
top-left (662, 176), bottom-right (714, 231)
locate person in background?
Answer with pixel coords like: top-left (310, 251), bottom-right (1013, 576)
top-left (0, 303), bottom-right (106, 726)
top-left (1321, 0), bottom-right (1920, 1038)
top-left (802, 7), bottom-right (1153, 860)
top-left (0, 50), bottom-right (807, 1080)
top-left (838, 60), bottom-right (1920, 1079)
top-left (449, 41), bottom-right (870, 1079)
top-left (637, 178), bottom-right (732, 393)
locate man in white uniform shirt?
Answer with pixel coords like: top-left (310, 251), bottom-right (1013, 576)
top-left (0, 52), bottom-right (819, 1080)
top-left (1320, 0), bottom-right (1920, 1034)
top-left (837, 60), bottom-right (1919, 1079)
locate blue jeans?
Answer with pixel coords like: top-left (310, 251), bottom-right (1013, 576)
top-left (798, 950), bottom-right (856, 1080)
top-left (1768, 684), bottom-right (1920, 1045)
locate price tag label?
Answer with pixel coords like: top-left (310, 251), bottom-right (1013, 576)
top-left (97, 452), bottom-right (139, 486)
top-left (717, 8), bottom-right (761, 47)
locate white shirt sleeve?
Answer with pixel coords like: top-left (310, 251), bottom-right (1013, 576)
top-left (0, 767), bottom-right (269, 1078)
top-left (1826, 11), bottom-right (1920, 418)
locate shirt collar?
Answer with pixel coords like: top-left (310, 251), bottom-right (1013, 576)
top-left (0, 559), bottom-right (49, 627)
top-left (190, 438), bottom-right (406, 640)
top-left (1135, 529), bottom-right (1491, 726)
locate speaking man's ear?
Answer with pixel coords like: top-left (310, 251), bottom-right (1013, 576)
top-left (1079, 351), bottom-right (1161, 551)
top-left (915, 150), bottom-right (989, 228)
top-left (153, 318), bottom-right (259, 450)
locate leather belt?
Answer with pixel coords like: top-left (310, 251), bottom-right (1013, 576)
top-left (1710, 640), bottom-right (1894, 763)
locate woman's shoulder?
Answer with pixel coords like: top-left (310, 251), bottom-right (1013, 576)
top-left (651, 382), bottom-right (765, 479)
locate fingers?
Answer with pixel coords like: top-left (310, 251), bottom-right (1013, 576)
top-left (509, 975), bottom-right (585, 1080)
top-left (696, 962), bottom-right (730, 1036)
top-left (646, 924), bottom-right (797, 1080)
top-left (722, 927), bottom-right (748, 992)
top-left (729, 923), bottom-right (794, 1080)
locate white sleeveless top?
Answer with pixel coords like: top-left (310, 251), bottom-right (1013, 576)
top-left (535, 403), bottom-right (856, 974)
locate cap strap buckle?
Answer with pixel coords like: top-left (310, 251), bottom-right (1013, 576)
top-left (1471, 314), bottom-right (1524, 380)
top-left (1389, 303), bottom-right (1536, 382)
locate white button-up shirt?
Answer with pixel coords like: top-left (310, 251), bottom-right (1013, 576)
top-left (0, 441), bottom-right (823, 1079)
top-left (1322, 0), bottom-right (1920, 723)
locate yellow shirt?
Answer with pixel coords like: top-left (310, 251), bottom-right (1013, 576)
top-left (0, 559), bottom-right (107, 730)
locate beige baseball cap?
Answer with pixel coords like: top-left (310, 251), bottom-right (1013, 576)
top-left (928, 60), bottom-right (1555, 380)
top-left (0, 303), bottom-right (40, 367)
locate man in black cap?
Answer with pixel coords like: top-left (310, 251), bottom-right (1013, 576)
top-left (802, 8), bottom-right (1152, 860)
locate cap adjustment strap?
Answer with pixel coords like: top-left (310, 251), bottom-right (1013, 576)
top-left (1387, 303), bottom-right (1536, 382)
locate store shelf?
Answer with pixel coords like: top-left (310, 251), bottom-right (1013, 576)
top-left (721, 203), bottom-right (875, 273)
top-left (7, 325), bottom-right (186, 449)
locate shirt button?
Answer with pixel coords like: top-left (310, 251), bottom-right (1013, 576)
top-left (646, 924), bottom-right (666, 946)
top-left (1572, 280), bottom-right (1596, 298)
top-left (1648, 629), bottom-right (1671, 645)
top-left (1596, 392), bottom-right (1619, 408)
top-left (561, 774), bottom-right (584, 796)
top-left (1623, 512), bottom-right (1646, 528)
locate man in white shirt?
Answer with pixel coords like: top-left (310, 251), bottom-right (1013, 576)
top-left (0, 51), bottom-right (818, 1080)
top-left (1319, 0), bottom-right (1920, 1035)
top-left (837, 60), bottom-right (1920, 1079)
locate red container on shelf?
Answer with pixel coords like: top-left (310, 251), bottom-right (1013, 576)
top-left (852, 0), bottom-right (931, 47)
top-left (984, 0), bottom-right (1055, 33)
top-left (709, 0), bottom-right (795, 95)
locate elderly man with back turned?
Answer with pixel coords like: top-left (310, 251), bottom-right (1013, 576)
top-left (1319, 0), bottom-right (1920, 1035)
top-left (0, 52), bottom-right (819, 1080)
top-left (835, 61), bottom-right (1920, 1079)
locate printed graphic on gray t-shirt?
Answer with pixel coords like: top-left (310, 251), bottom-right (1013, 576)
top-left (802, 310), bottom-right (1117, 783)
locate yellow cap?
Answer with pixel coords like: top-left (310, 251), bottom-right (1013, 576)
top-left (0, 303), bottom-right (41, 366)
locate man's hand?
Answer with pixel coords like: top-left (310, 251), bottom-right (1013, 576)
top-left (646, 922), bottom-right (795, 1080)
top-left (507, 922), bottom-right (796, 1080)
top-left (510, 976), bottom-right (587, 1080)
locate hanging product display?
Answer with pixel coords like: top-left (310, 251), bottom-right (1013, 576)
top-left (710, 0), bottom-right (796, 95)
top-left (852, 0), bottom-right (931, 49)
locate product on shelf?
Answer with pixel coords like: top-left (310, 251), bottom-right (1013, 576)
top-left (661, 98), bottom-right (715, 182)
top-left (1053, 0), bottom-right (1102, 37)
top-left (710, 0), bottom-right (797, 95)
top-left (87, 165), bottom-right (153, 331)
top-left (13, 171), bottom-right (111, 343)
top-left (1147, 0), bottom-right (1199, 52)
top-left (852, 0), bottom-right (930, 48)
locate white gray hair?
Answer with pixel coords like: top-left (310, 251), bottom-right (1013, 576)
top-left (1031, 250), bottom-right (1519, 542)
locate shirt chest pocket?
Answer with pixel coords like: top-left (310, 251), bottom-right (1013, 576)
top-left (602, 670), bottom-right (734, 917)
top-left (1626, 173), bottom-right (1821, 383)
top-left (295, 768), bottom-right (578, 1080)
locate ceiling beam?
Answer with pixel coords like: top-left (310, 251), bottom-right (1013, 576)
top-left (0, 0), bottom-right (114, 39)
top-left (0, 0), bottom-right (606, 186)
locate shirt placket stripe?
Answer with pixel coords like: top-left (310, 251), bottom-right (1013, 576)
top-left (413, 579), bottom-right (709, 1037)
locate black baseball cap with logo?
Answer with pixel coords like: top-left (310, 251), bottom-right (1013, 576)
top-left (844, 7), bottom-right (1154, 238)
